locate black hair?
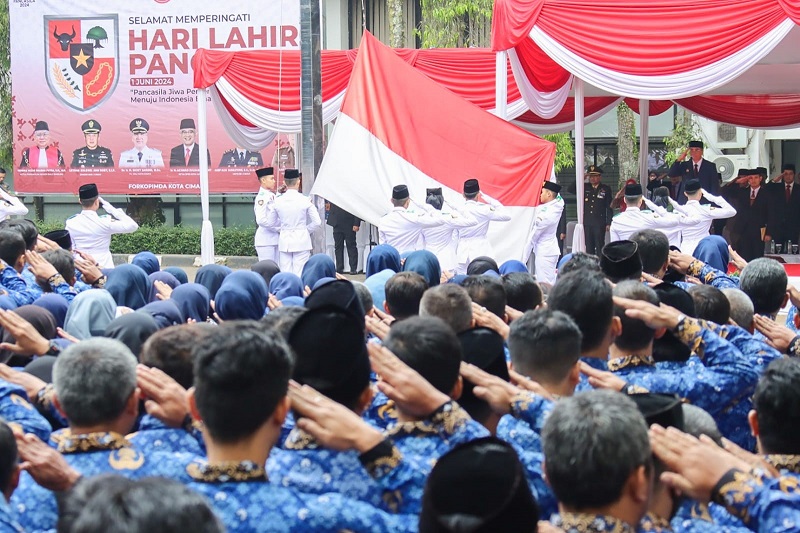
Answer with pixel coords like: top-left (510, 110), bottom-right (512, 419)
top-left (0, 219), bottom-right (39, 250)
top-left (753, 358), bottom-right (800, 455)
top-left (141, 324), bottom-right (214, 389)
top-left (630, 229), bottom-right (669, 275)
top-left (502, 272), bottom-right (542, 312)
top-left (383, 316), bottom-right (462, 395)
top-left (37, 249), bottom-right (75, 292)
top-left (688, 285), bottom-right (730, 325)
top-left (384, 271), bottom-right (428, 320)
top-left (558, 252), bottom-right (601, 278)
top-left (548, 272), bottom-right (612, 353)
top-left (192, 321), bottom-right (293, 443)
top-left (461, 275), bottom-right (507, 319)
top-left (0, 229), bottom-right (26, 267)
top-left (613, 281), bottom-right (660, 351)
top-left (508, 309), bottom-right (582, 385)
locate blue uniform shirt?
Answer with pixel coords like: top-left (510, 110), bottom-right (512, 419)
top-left (127, 414), bottom-right (206, 456)
top-left (712, 468), bottom-right (800, 533)
top-left (0, 379), bottom-right (51, 443)
top-left (184, 458), bottom-right (418, 532)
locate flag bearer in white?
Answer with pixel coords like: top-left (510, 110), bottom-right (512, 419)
top-left (253, 167), bottom-right (280, 262)
top-left (378, 185), bottom-right (440, 253)
top-left (65, 183), bottom-right (139, 269)
top-left (609, 183), bottom-right (678, 243)
top-left (522, 181), bottom-right (564, 285)
top-left (666, 179), bottom-right (737, 256)
top-left (419, 187), bottom-right (477, 275)
top-left (265, 169), bottom-right (321, 275)
top-left (455, 179), bottom-right (511, 274)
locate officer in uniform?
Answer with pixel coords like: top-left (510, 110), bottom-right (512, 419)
top-left (65, 183), bottom-right (139, 269)
top-left (70, 120), bottom-right (114, 168)
top-left (669, 140), bottom-right (721, 196)
top-left (119, 119), bottom-right (164, 168)
top-left (667, 179), bottom-right (737, 256)
top-left (0, 172), bottom-right (27, 221)
top-left (272, 138), bottom-right (296, 175)
top-left (218, 146), bottom-right (263, 167)
top-left (455, 178), bottom-right (511, 274)
top-left (570, 165), bottom-right (612, 256)
top-left (264, 169), bottom-right (321, 275)
top-left (522, 181), bottom-right (564, 285)
top-left (419, 188), bottom-right (477, 274)
top-left (609, 184), bottom-right (679, 243)
top-left (253, 167), bottom-right (279, 262)
top-left (378, 185), bottom-right (440, 254)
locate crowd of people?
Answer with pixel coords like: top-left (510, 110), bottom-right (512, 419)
top-left (0, 180), bottom-right (795, 531)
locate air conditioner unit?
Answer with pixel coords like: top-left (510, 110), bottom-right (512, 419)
top-left (713, 155), bottom-right (749, 182)
top-left (698, 118), bottom-right (748, 149)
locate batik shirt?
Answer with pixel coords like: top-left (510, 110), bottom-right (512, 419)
top-left (0, 379), bottom-right (51, 442)
top-left (575, 356), bottom-right (609, 393)
top-left (670, 499), bottom-right (751, 532)
top-left (184, 459), bottom-right (418, 532)
top-left (608, 317), bottom-right (758, 445)
top-left (685, 260), bottom-right (740, 290)
top-left (20, 266), bottom-right (78, 303)
top-left (12, 431), bottom-right (193, 532)
top-left (550, 512), bottom-right (637, 533)
top-left (0, 498), bottom-right (23, 533)
top-left (127, 414), bottom-right (205, 456)
top-left (268, 429), bottom-right (428, 513)
top-left (382, 401), bottom-right (489, 465)
top-left (712, 468), bottom-right (800, 532)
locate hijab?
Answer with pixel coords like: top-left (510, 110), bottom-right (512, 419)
top-left (137, 300), bottom-right (185, 330)
top-left (103, 313), bottom-right (159, 358)
top-left (402, 251), bottom-right (441, 287)
top-left (194, 264), bottom-right (232, 300)
top-left (499, 260), bottom-right (529, 275)
top-left (251, 260), bottom-right (281, 287)
top-left (64, 289), bottom-right (117, 340)
top-left (301, 255), bottom-right (336, 289)
top-left (467, 256), bottom-right (500, 276)
top-left (131, 251), bottom-right (160, 275)
top-left (366, 245), bottom-right (401, 277)
top-left (215, 271), bottom-right (268, 321)
top-left (693, 236), bottom-right (730, 273)
top-left (364, 269), bottom-right (394, 311)
top-left (281, 296), bottom-right (306, 307)
top-left (0, 305), bottom-right (57, 363)
top-left (171, 283), bottom-right (211, 323)
top-left (105, 264), bottom-right (150, 310)
top-left (32, 294), bottom-right (70, 328)
top-left (148, 271), bottom-right (181, 302)
top-left (163, 267), bottom-right (189, 285)
top-left (269, 273), bottom-right (304, 300)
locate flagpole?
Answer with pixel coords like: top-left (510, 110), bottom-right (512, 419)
top-left (198, 87), bottom-right (215, 265)
top-left (494, 51), bottom-right (507, 119)
top-left (572, 79), bottom-right (586, 253)
top-left (639, 99), bottom-right (650, 186)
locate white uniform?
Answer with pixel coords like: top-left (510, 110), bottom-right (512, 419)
top-left (667, 193), bottom-right (737, 256)
top-left (641, 198), bottom-right (683, 248)
top-left (609, 205), bottom-right (680, 243)
top-left (522, 197), bottom-right (564, 285)
top-left (455, 195), bottom-right (511, 274)
top-left (420, 205), bottom-right (477, 273)
top-left (119, 146), bottom-right (164, 168)
top-left (254, 187), bottom-right (279, 262)
top-left (265, 189), bottom-right (321, 275)
top-left (378, 207), bottom-right (440, 254)
top-left (0, 189), bottom-right (28, 221)
top-left (65, 200), bottom-right (139, 269)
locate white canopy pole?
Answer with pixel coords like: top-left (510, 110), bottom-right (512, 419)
top-left (495, 51), bottom-right (508, 119)
top-left (571, 79), bottom-right (586, 253)
top-left (639, 99), bottom-right (650, 185)
top-left (198, 88), bottom-right (215, 265)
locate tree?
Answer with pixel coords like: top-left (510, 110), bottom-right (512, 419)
top-left (0, 0), bottom-right (11, 170)
top-left (616, 102), bottom-right (637, 187)
top-left (663, 108), bottom-right (699, 166)
top-left (388, 0), bottom-right (406, 48)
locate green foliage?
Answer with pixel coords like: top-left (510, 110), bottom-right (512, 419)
top-left (616, 102), bottom-right (638, 184)
top-left (417, 0), bottom-right (493, 48)
top-left (35, 221), bottom-right (257, 256)
top-left (0, 0), bottom-right (11, 169)
top-left (663, 108), bottom-right (700, 166)
top-left (542, 133), bottom-right (575, 173)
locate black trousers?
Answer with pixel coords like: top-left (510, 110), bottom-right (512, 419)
top-left (333, 230), bottom-right (359, 272)
top-left (584, 223), bottom-right (606, 256)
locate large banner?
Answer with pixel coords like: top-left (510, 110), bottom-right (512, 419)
top-left (9, 0), bottom-right (299, 195)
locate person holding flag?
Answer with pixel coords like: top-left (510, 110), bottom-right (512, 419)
top-left (522, 181), bottom-right (564, 285)
top-left (455, 179), bottom-right (511, 274)
top-left (378, 185), bottom-right (440, 253)
top-left (253, 167), bottom-right (279, 262)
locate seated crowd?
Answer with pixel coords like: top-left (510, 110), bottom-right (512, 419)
top-left (0, 218), bottom-right (798, 532)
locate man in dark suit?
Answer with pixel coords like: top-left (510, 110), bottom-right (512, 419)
top-left (668, 140), bottom-right (721, 195)
top-left (326, 201), bottom-right (361, 274)
top-left (765, 163), bottom-right (800, 250)
top-left (722, 168), bottom-right (769, 261)
top-left (169, 118), bottom-right (211, 167)
top-left (647, 168), bottom-right (686, 204)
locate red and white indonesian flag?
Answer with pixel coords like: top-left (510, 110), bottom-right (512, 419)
top-left (312, 31), bottom-right (556, 263)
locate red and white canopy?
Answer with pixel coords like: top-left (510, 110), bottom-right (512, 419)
top-left (492, 0), bottom-right (800, 101)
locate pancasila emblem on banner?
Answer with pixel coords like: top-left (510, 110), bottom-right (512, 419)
top-left (44, 15), bottom-right (119, 112)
